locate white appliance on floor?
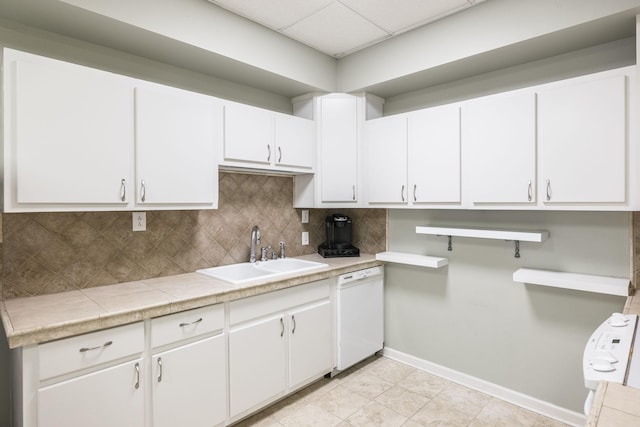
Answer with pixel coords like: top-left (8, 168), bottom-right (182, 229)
top-left (583, 312), bottom-right (638, 415)
top-left (336, 266), bottom-right (384, 371)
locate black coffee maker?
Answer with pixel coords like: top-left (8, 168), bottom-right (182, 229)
top-left (318, 214), bottom-right (360, 257)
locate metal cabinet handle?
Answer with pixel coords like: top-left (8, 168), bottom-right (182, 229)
top-left (401, 185), bottom-right (405, 202)
top-left (267, 144), bottom-right (271, 162)
top-left (134, 362), bottom-right (140, 389)
top-left (140, 180), bottom-right (146, 202)
top-left (352, 185), bottom-right (356, 201)
top-left (280, 317), bottom-right (284, 337)
top-left (546, 179), bottom-right (551, 201)
top-left (79, 341), bottom-right (113, 353)
top-left (157, 357), bottom-right (163, 383)
top-left (120, 179), bottom-right (126, 202)
top-left (291, 315), bottom-right (296, 334)
top-left (179, 317), bottom-right (203, 327)
top-left (413, 184), bottom-right (417, 202)
top-left (278, 146), bottom-right (282, 163)
top-left (527, 180), bottom-right (532, 202)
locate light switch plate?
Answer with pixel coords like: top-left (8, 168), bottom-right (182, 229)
top-left (301, 209), bottom-right (309, 223)
top-left (301, 231), bottom-right (309, 245)
top-left (133, 212), bottom-right (146, 232)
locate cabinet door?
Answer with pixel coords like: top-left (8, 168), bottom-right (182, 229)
top-left (288, 300), bottom-right (333, 390)
top-left (152, 335), bottom-right (226, 427)
top-left (7, 53), bottom-right (133, 207)
top-left (135, 85), bottom-right (220, 206)
top-left (365, 115), bottom-right (408, 204)
top-left (539, 75), bottom-right (626, 203)
top-left (224, 102), bottom-right (274, 165)
top-left (463, 92), bottom-right (536, 204)
top-left (275, 114), bottom-right (314, 170)
top-left (319, 96), bottom-right (359, 203)
top-left (38, 359), bottom-right (143, 427)
top-left (229, 315), bottom-right (286, 417)
top-left (408, 105), bottom-right (461, 204)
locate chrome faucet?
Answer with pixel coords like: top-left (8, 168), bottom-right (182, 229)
top-left (249, 225), bottom-right (261, 263)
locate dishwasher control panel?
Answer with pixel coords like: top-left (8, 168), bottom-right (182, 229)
top-left (583, 313), bottom-right (638, 390)
top-left (337, 266), bottom-right (383, 286)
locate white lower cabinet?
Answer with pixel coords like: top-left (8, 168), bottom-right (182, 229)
top-left (14, 280), bottom-right (337, 427)
top-left (228, 279), bottom-right (333, 420)
top-left (288, 300), bottom-right (332, 389)
top-left (150, 304), bottom-right (227, 427)
top-left (229, 315), bottom-right (287, 417)
top-left (151, 336), bottom-right (226, 427)
top-left (37, 359), bottom-right (144, 427)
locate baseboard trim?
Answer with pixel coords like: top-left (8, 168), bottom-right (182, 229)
top-left (381, 347), bottom-right (586, 427)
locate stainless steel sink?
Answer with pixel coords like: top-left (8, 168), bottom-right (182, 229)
top-left (196, 258), bottom-right (328, 285)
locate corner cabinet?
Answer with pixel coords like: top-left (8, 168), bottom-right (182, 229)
top-left (318, 95), bottom-right (361, 203)
top-left (293, 93), bottom-right (383, 208)
top-left (228, 279), bottom-right (333, 421)
top-left (3, 48), bottom-right (223, 212)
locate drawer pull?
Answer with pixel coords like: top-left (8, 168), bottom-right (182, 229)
top-left (79, 341), bottom-right (113, 353)
top-left (179, 317), bottom-right (203, 327)
top-left (134, 362), bottom-right (140, 389)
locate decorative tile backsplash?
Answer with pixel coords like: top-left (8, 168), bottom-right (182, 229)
top-left (1, 172), bottom-right (387, 299)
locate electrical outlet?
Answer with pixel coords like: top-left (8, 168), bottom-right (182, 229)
top-left (301, 209), bottom-right (309, 224)
top-left (133, 212), bottom-right (146, 232)
top-left (301, 231), bottom-right (309, 245)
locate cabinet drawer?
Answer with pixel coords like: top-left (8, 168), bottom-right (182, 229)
top-left (230, 279), bottom-right (330, 326)
top-left (39, 322), bottom-right (143, 381)
top-left (151, 304), bottom-right (224, 348)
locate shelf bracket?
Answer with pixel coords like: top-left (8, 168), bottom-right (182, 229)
top-left (447, 235), bottom-right (453, 252)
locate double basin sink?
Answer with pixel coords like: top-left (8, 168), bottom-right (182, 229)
top-left (197, 258), bottom-right (328, 285)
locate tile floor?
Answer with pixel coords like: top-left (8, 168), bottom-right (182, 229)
top-left (233, 355), bottom-right (571, 427)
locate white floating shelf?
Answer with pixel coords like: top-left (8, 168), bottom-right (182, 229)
top-left (376, 251), bottom-right (448, 268)
top-left (416, 226), bottom-right (549, 242)
top-left (513, 268), bottom-right (631, 297)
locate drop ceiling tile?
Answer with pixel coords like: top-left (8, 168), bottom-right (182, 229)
top-left (282, 2), bottom-right (390, 57)
top-left (210, 0), bottom-right (333, 30)
top-left (341, 0), bottom-right (474, 33)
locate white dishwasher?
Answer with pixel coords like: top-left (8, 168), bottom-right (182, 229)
top-left (336, 266), bottom-right (384, 371)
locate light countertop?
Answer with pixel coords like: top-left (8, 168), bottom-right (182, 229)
top-left (0, 254), bottom-right (381, 349)
top-left (586, 294), bottom-right (640, 426)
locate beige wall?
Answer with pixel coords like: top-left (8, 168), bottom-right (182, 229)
top-left (0, 172), bottom-right (386, 299)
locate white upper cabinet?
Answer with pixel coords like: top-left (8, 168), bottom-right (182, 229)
top-left (319, 95), bottom-right (360, 203)
top-left (4, 49), bottom-right (134, 211)
top-left (538, 74), bottom-right (626, 204)
top-left (408, 105), bottom-right (461, 204)
top-left (223, 102), bottom-right (274, 166)
top-left (135, 84), bottom-right (221, 207)
top-left (274, 113), bottom-right (315, 170)
top-left (364, 104), bottom-right (460, 206)
top-left (3, 48), bottom-right (224, 212)
top-left (463, 92), bottom-right (536, 204)
top-left (222, 102), bottom-right (315, 172)
top-left (365, 115), bottom-right (408, 204)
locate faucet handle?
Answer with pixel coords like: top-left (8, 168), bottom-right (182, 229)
top-left (261, 246), bottom-right (269, 262)
top-left (279, 241), bottom-right (286, 259)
